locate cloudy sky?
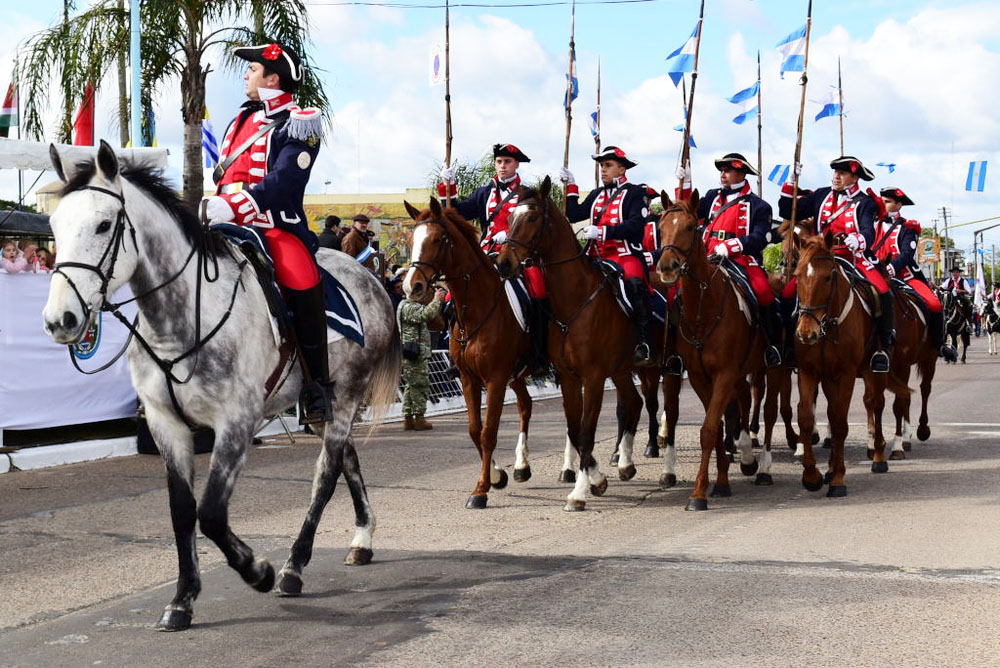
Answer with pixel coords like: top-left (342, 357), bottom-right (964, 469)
top-left (2, 0), bottom-right (998, 257)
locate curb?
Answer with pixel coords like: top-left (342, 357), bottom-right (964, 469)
top-left (6, 437), bottom-right (138, 473)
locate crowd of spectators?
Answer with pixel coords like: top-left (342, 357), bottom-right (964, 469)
top-left (1, 238), bottom-right (54, 274)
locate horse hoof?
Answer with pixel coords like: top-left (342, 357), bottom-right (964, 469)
top-left (465, 495), bottom-right (488, 509)
top-left (564, 499), bottom-right (586, 512)
top-left (276, 570), bottom-right (303, 596)
top-left (659, 473), bottom-right (677, 488)
top-left (492, 469), bottom-right (509, 490)
top-left (822, 437), bottom-right (832, 449)
top-left (513, 467), bottom-right (532, 483)
top-left (812, 432), bottom-right (820, 445)
top-left (889, 450), bottom-right (905, 461)
top-left (802, 473), bottom-right (824, 492)
top-left (250, 561), bottom-right (275, 593)
top-left (754, 473), bottom-right (773, 486)
top-left (917, 425), bottom-right (931, 442)
top-left (590, 478), bottom-right (609, 497)
top-left (866, 448), bottom-right (875, 461)
top-left (657, 436), bottom-right (666, 447)
top-left (345, 547), bottom-right (373, 566)
top-left (740, 460), bottom-right (759, 476)
top-left (618, 464), bottom-right (637, 481)
top-left (826, 485), bottom-right (847, 498)
top-left (871, 461), bottom-right (889, 474)
top-left (559, 470), bottom-right (576, 484)
top-left (644, 444), bottom-right (660, 458)
top-left (709, 484), bottom-right (732, 498)
top-left (685, 498), bottom-right (709, 511)
top-left (902, 441), bottom-right (912, 452)
top-left (609, 452), bottom-right (620, 466)
top-left (155, 608), bottom-right (192, 632)
top-left (824, 470), bottom-right (834, 484)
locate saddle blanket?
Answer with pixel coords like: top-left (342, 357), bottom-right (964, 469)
top-left (598, 260), bottom-right (668, 324)
top-left (503, 276), bottom-right (531, 332)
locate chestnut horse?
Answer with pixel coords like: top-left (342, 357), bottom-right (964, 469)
top-left (496, 177), bottom-right (645, 511)
top-left (790, 232), bottom-right (909, 496)
top-left (403, 198), bottom-right (535, 509)
top-left (656, 190), bottom-right (778, 510)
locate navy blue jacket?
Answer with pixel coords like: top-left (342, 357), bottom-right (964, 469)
top-left (565, 181), bottom-right (648, 247)
top-left (778, 186), bottom-right (879, 249)
top-left (697, 188), bottom-right (772, 264)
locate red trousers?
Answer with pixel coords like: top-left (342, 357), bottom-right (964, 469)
top-left (905, 278), bottom-right (943, 313)
top-left (783, 252), bottom-right (889, 298)
top-left (265, 228), bottom-right (319, 290)
top-left (605, 254), bottom-right (653, 292)
top-left (524, 265), bottom-right (547, 298)
top-left (731, 257), bottom-right (774, 307)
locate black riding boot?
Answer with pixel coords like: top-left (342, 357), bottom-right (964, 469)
top-left (529, 297), bottom-right (551, 377)
top-left (780, 296), bottom-right (797, 369)
top-left (626, 277), bottom-right (655, 366)
top-left (286, 284), bottom-right (336, 424)
top-left (929, 310), bottom-right (957, 362)
top-left (870, 291), bottom-right (895, 373)
top-left (762, 303), bottom-right (783, 368)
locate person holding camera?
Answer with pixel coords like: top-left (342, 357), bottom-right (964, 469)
top-left (397, 285), bottom-right (447, 430)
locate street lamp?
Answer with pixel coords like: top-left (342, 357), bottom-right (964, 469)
top-left (324, 180), bottom-right (331, 195)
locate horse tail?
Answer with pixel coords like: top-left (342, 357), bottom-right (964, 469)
top-left (361, 323), bottom-right (402, 442)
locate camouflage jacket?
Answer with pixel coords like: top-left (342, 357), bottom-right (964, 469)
top-left (397, 297), bottom-right (444, 358)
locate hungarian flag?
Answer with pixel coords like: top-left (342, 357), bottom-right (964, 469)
top-left (73, 83), bottom-right (96, 146)
top-left (0, 83), bottom-right (17, 138)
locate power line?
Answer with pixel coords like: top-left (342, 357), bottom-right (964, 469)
top-left (300, 0), bottom-right (664, 8)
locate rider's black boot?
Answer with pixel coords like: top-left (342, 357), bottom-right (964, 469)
top-left (286, 284), bottom-right (336, 424)
top-left (780, 296), bottom-right (797, 369)
top-left (626, 277), bottom-right (655, 367)
top-left (870, 290), bottom-right (895, 373)
top-left (762, 303), bottom-right (783, 368)
top-left (529, 297), bottom-right (551, 377)
top-left (929, 309), bottom-right (957, 362)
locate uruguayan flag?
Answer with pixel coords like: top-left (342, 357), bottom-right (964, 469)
top-left (728, 81), bottom-right (759, 125)
top-left (966, 161), bottom-right (988, 192)
top-left (776, 24), bottom-right (807, 79)
top-left (202, 109), bottom-right (219, 168)
top-left (666, 23), bottom-right (700, 87)
top-left (814, 90), bottom-right (842, 121)
top-left (768, 164), bottom-right (791, 187)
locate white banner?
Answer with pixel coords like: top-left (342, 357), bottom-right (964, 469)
top-left (0, 273), bottom-right (137, 430)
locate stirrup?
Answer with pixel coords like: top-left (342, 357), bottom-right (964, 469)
top-left (663, 354), bottom-right (684, 376)
top-left (632, 342), bottom-right (654, 367)
top-left (765, 345), bottom-right (782, 368)
top-left (870, 350), bottom-right (890, 373)
top-left (298, 381), bottom-right (335, 425)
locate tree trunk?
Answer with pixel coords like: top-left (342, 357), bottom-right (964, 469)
top-left (179, 38), bottom-right (207, 210)
top-left (117, 0), bottom-right (129, 147)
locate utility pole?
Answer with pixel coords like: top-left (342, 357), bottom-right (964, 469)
top-left (941, 206), bottom-right (951, 275)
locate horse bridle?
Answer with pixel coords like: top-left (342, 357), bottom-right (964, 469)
top-left (505, 191), bottom-right (587, 270)
top-left (796, 254), bottom-right (846, 341)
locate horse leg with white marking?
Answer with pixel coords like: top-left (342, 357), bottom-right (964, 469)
top-left (613, 374), bottom-right (643, 481)
top-left (658, 373), bottom-right (681, 487)
top-left (511, 379), bottom-right (533, 482)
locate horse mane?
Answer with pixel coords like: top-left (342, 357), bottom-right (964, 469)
top-left (794, 235), bottom-right (831, 277)
top-left (60, 158), bottom-right (207, 251)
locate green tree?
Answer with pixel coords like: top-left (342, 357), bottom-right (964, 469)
top-left (16, 0), bottom-right (329, 210)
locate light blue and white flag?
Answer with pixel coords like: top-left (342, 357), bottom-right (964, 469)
top-left (588, 109), bottom-right (599, 139)
top-left (202, 108), bottom-right (219, 168)
top-left (876, 162), bottom-right (896, 174)
top-left (672, 123), bottom-right (697, 149)
top-left (666, 23), bottom-right (699, 87)
top-left (966, 160), bottom-right (988, 192)
top-left (776, 24), bottom-right (807, 79)
top-left (728, 81), bottom-right (759, 125)
top-left (768, 164), bottom-right (791, 187)
top-left (813, 90), bottom-right (842, 122)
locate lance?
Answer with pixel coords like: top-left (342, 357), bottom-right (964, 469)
top-left (837, 56), bottom-right (844, 155)
top-left (785, 0), bottom-right (814, 280)
top-left (443, 0), bottom-right (453, 208)
top-left (756, 50), bottom-right (763, 197)
top-left (561, 0), bottom-right (577, 213)
top-left (678, 0), bottom-right (705, 197)
top-left (594, 57), bottom-right (601, 188)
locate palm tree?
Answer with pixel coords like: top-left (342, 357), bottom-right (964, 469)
top-left (16, 0), bottom-right (329, 210)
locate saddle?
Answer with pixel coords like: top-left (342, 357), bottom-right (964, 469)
top-left (834, 257), bottom-right (880, 316)
top-left (502, 274), bottom-right (531, 332)
top-left (714, 257), bottom-right (758, 321)
top-left (890, 278), bottom-right (927, 327)
top-left (597, 259), bottom-right (668, 324)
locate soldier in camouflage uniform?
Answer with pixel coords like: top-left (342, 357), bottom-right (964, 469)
top-left (397, 285), bottom-right (446, 430)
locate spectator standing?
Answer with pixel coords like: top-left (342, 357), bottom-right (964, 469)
top-left (318, 215), bottom-right (342, 251)
top-left (397, 284), bottom-right (446, 430)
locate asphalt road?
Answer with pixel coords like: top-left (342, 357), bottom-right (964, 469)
top-left (1, 345), bottom-right (999, 667)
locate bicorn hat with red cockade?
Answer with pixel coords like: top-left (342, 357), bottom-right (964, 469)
top-left (879, 187), bottom-right (914, 206)
top-left (492, 143), bottom-right (531, 162)
top-left (713, 152), bottom-right (759, 176)
top-left (829, 155), bottom-right (875, 181)
top-left (234, 43), bottom-right (304, 91)
top-left (592, 146), bottom-right (638, 169)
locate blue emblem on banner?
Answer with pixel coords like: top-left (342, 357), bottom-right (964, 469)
top-left (71, 313), bottom-right (102, 360)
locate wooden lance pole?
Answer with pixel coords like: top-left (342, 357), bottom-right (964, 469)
top-left (756, 50), bottom-right (763, 197)
top-left (837, 56), bottom-right (844, 155)
top-left (594, 58), bottom-right (601, 189)
top-left (678, 0), bottom-right (705, 198)
top-left (561, 0), bottom-right (577, 213)
top-left (785, 0), bottom-right (814, 280)
top-left (443, 0), bottom-right (453, 207)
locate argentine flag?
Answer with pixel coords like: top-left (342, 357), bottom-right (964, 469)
top-left (776, 24), bottom-right (807, 79)
top-left (202, 108), bottom-right (219, 168)
top-left (814, 90), bottom-right (843, 122)
top-left (768, 165), bottom-right (791, 187)
top-left (966, 161), bottom-right (988, 192)
top-left (666, 23), bottom-right (700, 87)
top-left (728, 81), bottom-right (759, 125)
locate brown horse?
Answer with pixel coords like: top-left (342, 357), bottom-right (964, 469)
top-left (496, 177), bottom-right (645, 511)
top-left (403, 198), bottom-right (535, 509)
top-left (790, 232), bottom-right (909, 496)
top-left (656, 190), bottom-right (775, 510)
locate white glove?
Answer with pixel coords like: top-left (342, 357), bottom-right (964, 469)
top-left (582, 225), bottom-right (601, 240)
top-left (713, 243), bottom-right (730, 258)
top-left (491, 230), bottom-right (507, 244)
top-left (843, 234), bottom-right (861, 252)
top-left (794, 162), bottom-right (803, 176)
top-left (440, 165), bottom-right (456, 183)
top-left (886, 264), bottom-right (896, 277)
top-left (203, 196), bottom-right (234, 223)
top-left (675, 164), bottom-right (691, 181)
top-left (559, 166), bottom-right (575, 185)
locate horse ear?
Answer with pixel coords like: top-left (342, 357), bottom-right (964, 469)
top-left (96, 139), bottom-right (120, 182)
top-left (823, 229), bottom-right (836, 249)
top-left (404, 200), bottom-right (421, 221)
top-left (540, 175), bottom-right (552, 201)
top-left (429, 196), bottom-right (443, 219)
top-left (660, 190), bottom-right (672, 210)
top-left (49, 143), bottom-right (72, 183)
top-left (688, 188), bottom-right (701, 214)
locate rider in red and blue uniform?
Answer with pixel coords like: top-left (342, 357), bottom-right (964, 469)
top-left (560, 146), bottom-right (655, 366)
top-left (437, 144), bottom-right (550, 373)
top-left (779, 156), bottom-right (894, 373)
top-left (698, 153), bottom-right (782, 368)
top-left (201, 42), bottom-right (333, 424)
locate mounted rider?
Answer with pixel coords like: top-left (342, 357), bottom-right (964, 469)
top-left (779, 156), bottom-right (894, 373)
top-left (698, 153), bottom-right (782, 368)
top-left (200, 42), bottom-right (333, 424)
top-left (873, 187), bottom-right (956, 361)
top-left (939, 266), bottom-right (972, 296)
top-left (560, 146), bottom-right (655, 366)
top-left (438, 143), bottom-right (550, 374)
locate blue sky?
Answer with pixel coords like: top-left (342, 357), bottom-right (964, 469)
top-left (2, 0), bottom-right (999, 262)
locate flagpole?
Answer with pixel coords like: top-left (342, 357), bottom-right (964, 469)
top-left (561, 0), bottom-right (577, 213)
top-left (15, 68), bottom-right (22, 206)
top-left (678, 0), bottom-right (705, 197)
top-left (837, 56), bottom-right (844, 155)
top-left (443, 0), bottom-right (453, 208)
top-left (785, 0), bottom-right (813, 280)
top-left (756, 50), bottom-right (763, 197)
top-left (594, 57), bottom-right (601, 189)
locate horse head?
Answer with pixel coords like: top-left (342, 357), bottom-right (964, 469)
top-left (496, 175), bottom-right (554, 279)
top-left (793, 231), bottom-right (839, 345)
top-left (655, 188), bottom-right (701, 285)
top-left (779, 217), bottom-right (814, 270)
top-left (402, 197), bottom-right (451, 300)
top-left (43, 140), bottom-right (136, 344)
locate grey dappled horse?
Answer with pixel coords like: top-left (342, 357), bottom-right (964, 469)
top-left (42, 141), bottom-right (400, 631)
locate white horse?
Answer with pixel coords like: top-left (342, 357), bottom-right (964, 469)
top-left (981, 299), bottom-right (1000, 355)
top-left (42, 141), bottom-right (400, 631)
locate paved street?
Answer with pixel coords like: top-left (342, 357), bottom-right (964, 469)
top-left (1, 346), bottom-right (999, 667)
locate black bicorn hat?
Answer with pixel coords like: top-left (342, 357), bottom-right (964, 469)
top-left (950, 265), bottom-right (962, 273)
top-left (234, 43), bottom-right (305, 90)
top-left (880, 187), bottom-right (914, 206)
top-left (492, 143), bottom-right (531, 162)
top-left (713, 152), bottom-right (759, 176)
top-left (592, 146), bottom-right (638, 169)
top-left (829, 155), bottom-right (875, 181)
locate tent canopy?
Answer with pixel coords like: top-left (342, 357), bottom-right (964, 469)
top-left (0, 138), bottom-right (169, 171)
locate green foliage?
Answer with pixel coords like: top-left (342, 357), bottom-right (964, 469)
top-left (0, 200), bottom-right (39, 213)
top-left (763, 244), bottom-right (783, 274)
top-left (427, 153), bottom-right (495, 202)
